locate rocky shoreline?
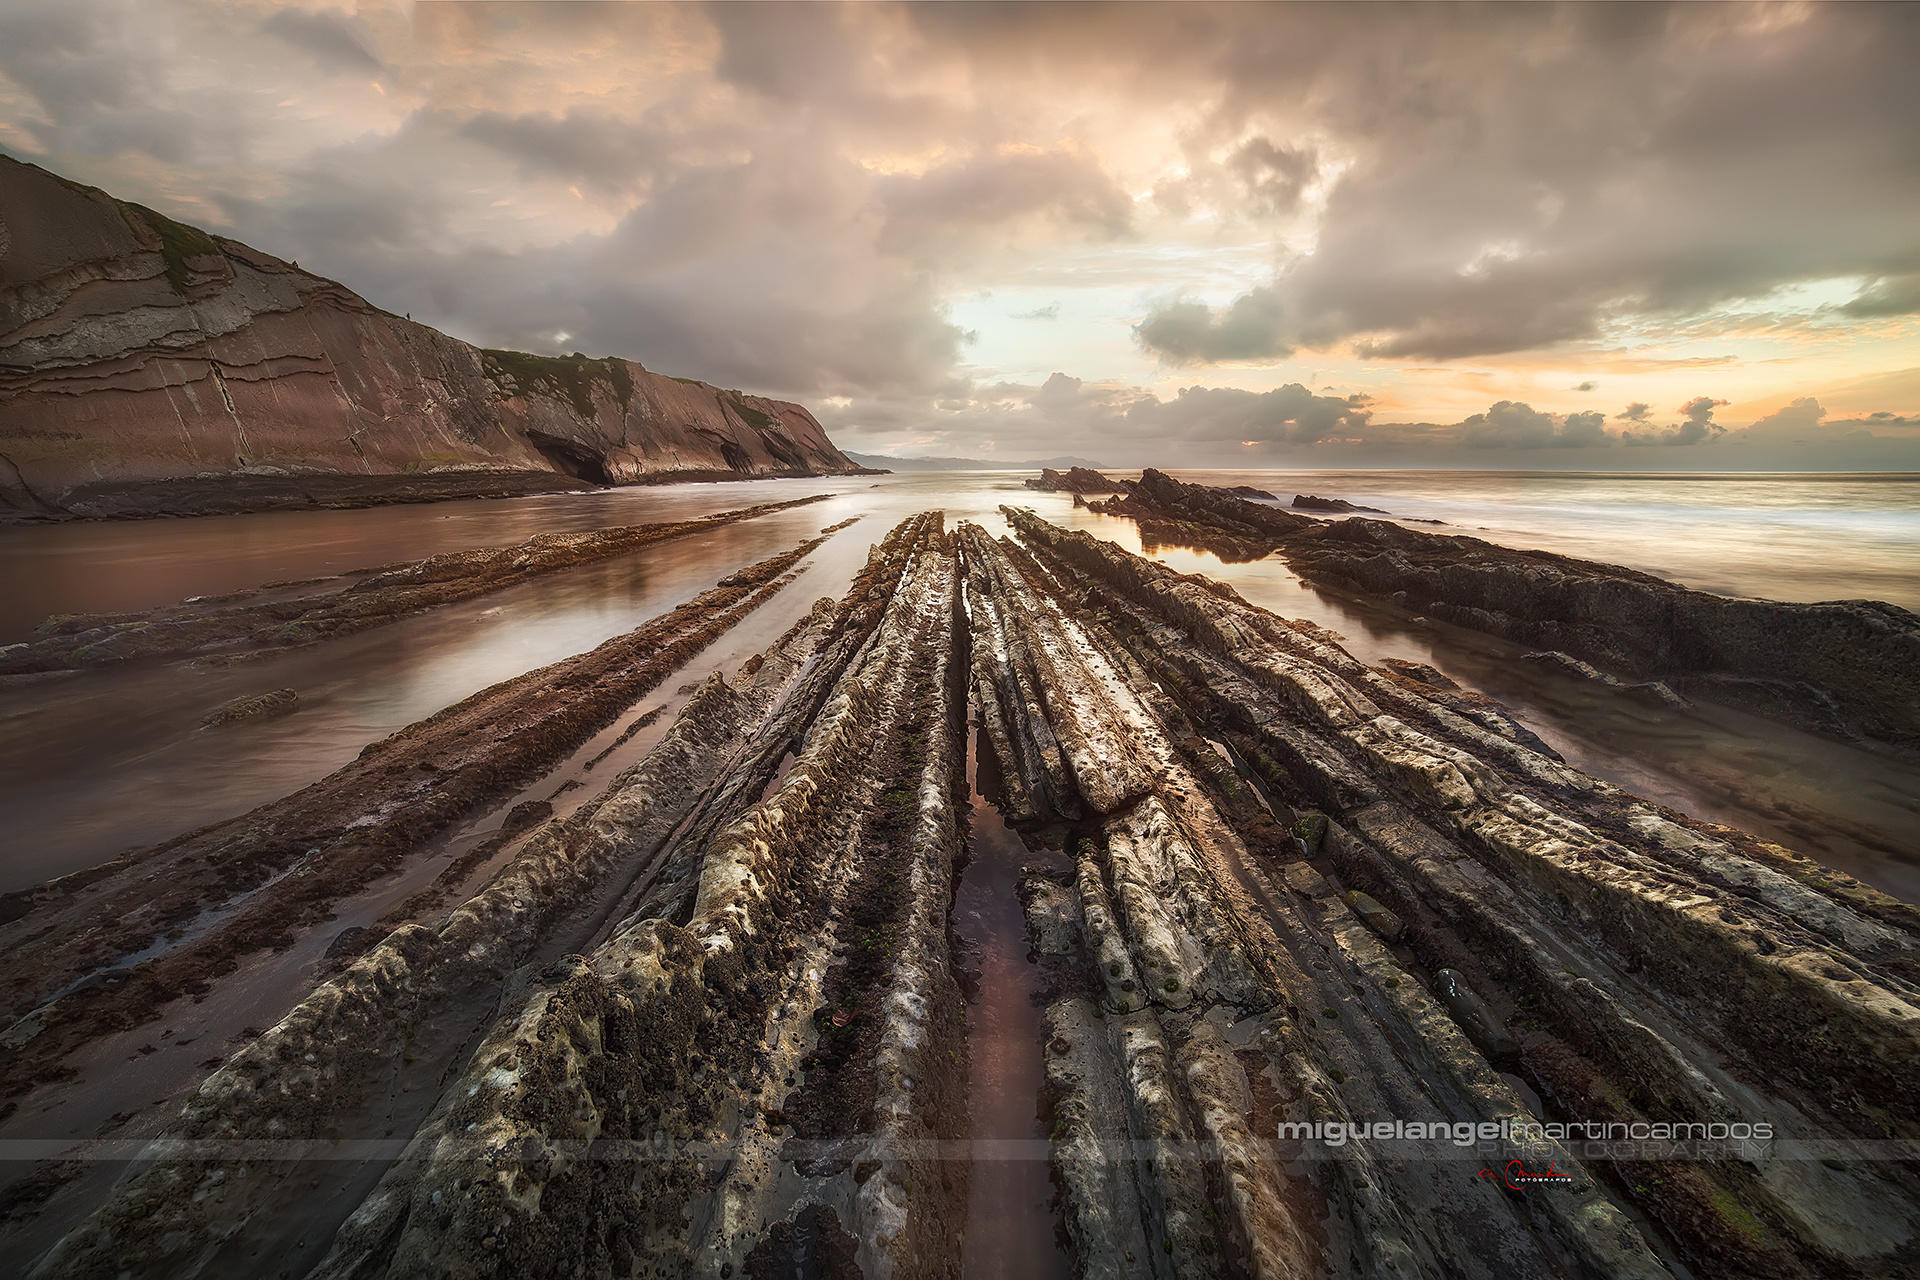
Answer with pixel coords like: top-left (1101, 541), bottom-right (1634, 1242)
top-left (1, 500), bottom-right (1916, 1278)
top-left (0, 467), bottom-right (884, 526)
top-left (1023, 466), bottom-right (1130, 495)
top-left (1090, 469), bottom-right (1920, 751)
top-left (0, 495), bottom-right (827, 675)
top-left (0, 470), bottom-right (592, 526)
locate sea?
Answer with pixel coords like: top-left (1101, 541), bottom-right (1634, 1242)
top-left (1, 469), bottom-right (1915, 900)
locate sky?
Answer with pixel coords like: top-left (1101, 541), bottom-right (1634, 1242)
top-left (3, 0), bottom-right (1918, 468)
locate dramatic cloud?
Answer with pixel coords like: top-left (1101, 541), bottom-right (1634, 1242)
top-left (1840, 274), bottom-right (1920, 318)
top-left (1229, 138), bottom-right (1318, 216)
top-left (1, 0), bottom-right (1914, 465)
top-left (1133, 288), bottom-right (1290, 365)
top-left (1624, 396), bottom-right (1729, 447)
top-left (1130, 4), bottom-right (1920, 365)
top-left (1460, 402), bottom-right (1610, 449)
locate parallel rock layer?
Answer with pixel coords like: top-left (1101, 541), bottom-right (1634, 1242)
top-left (1092, 469), bottom-right (1920, 749)
top-left (12, 507), bottom-right (1919, 1279)
top-left (0, 495), bottom-right (826, 674)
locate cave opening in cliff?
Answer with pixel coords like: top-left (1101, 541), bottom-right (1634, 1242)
top-left (525, 431), bottom-right (614, 485)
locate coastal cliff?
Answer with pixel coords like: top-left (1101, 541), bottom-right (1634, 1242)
top-left (0, 156), bottom-right (862, 520)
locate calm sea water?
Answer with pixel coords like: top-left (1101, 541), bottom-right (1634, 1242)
top-left (0, 469), bottom-right (1915, 899)
top-left (1177, 469), bottom-right (1920, 611)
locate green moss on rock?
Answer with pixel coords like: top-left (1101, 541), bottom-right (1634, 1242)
top-left (726, 391), bottom-right (780, 433)
top-left (482, 349), bottom-right (636, 419)
top-left (130, 204), bottom-right (220, 294)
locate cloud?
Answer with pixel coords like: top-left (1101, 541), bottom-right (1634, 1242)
top-left (1840, 274), bottom-right (1920, 318)
top-left (1127, 4), bottom-right (1920, 364)
top-left (1737, 398), bottom-right (1920, 441)
top-left (1741, 396), bottom-right (1826, 443)
top-left (833, 373), bottom-right (1374, 460)
top-left (1031, 374), bottom-right (1373, 447)
top-left (1230, 137), bottom-right (1317, 215)
top-left (1623, 396), bottom-right (1728, 446)
top-left (458, 109), bottom-right (673, 196)
top-left (2, 0), bottom-right (1916, 469)
top-left (1595, 353), bottom-right (1742, 373)
top-left (1852, 410), bottom-right (1920, 429)
top-left (1133, 287), bottom-right (1290, 364)
top-left (1572, 380), bottom-right (1596, 392)
top-left (259, 9), bottom-right (385, 77)
top-left (877, 148), bottom-right (1134, 257)
top-left (1130, 382), bottom-right (1373, 445)
top-left (1616, 402), bottom-right (1652, 423)
top-left (1034, 371), bottom-right (1084, 405)
top-left (1459, 401), bottom-right (1611, 449)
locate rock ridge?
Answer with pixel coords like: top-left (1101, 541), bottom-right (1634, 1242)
top-left (1092, 469), bottom-right (1920, 750)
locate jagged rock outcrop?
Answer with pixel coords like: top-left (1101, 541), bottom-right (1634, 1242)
top-left (1292, 492), bottom-right (1385, 513)
top-left (1096, 469), bottom-right (1920, 750)
top-left (1024, 466), bottom-right (1129, 494)
top-left (0, 157), bottom-right (861, 519)
top-left (29, 520), bottom-right (951, 1280)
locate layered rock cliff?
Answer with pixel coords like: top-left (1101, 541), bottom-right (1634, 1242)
top-left (0, 156), bottom-right (862, 519)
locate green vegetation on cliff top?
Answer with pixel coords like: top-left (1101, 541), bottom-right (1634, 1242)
top-left (726, 391), bottom-right (780, 432)
top-left (130, 204), bottom-right (220, 295)
top-left (481, 349), bottom-right (637, 419)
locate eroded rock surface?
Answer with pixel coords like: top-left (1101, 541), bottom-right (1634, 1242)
top-left (0, 533), bottom-right (832, 1103)
top-left (13, 506), bottom-right (1920, 1280)
top-left (1024, 467), bottom-right (1130, 494)
top-left (1094, 468), bottom-right (1920, 749)
top-left (1291, 494), bottom-right (1384, 514)
top-left (1001, 505), bottom-right (1920, 1280)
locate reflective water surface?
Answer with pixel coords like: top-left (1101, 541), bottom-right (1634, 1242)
top-left (1176, 469), bottom-right (1920, 611)
top-left (1, 470), bottom-right (1914, 900)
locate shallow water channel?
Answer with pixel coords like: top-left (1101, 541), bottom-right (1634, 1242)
top-left (952, 728), bottom-right (1073, 1280)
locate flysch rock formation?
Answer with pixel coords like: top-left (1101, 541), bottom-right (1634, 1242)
top-left (0, 156), bottom-right (864, 521)
top-left (1091, 469), bottom-right (1920, 751)
top-left (15, 507), bottom-right (1919, 1280)
top-left (997, 508), bottom-right (1919, 1280)
top-left (0, 530), bottom-right (834, 1103)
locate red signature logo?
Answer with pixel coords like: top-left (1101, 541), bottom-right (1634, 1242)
top-left (1478, 1158), bottom-right (1574, 1190)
